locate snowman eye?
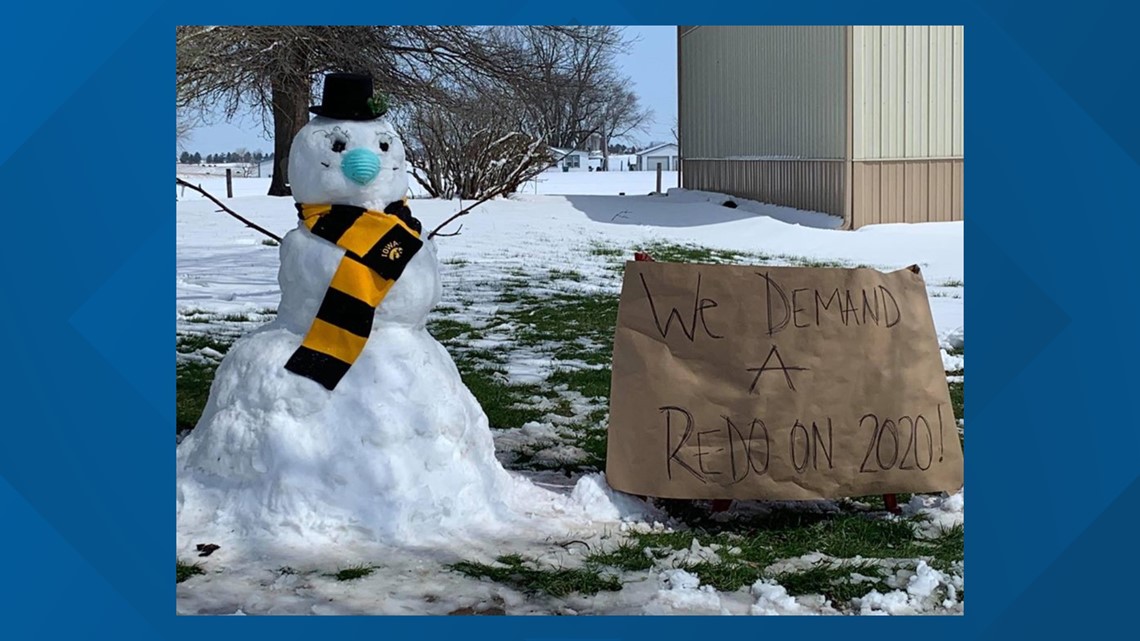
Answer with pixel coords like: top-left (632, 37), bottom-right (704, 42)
top-left (379, 142), bottom-right (390, 152)
top-left (331, 139), bottom-right (346, 153)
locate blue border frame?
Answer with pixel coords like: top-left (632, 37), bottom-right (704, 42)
top-left (3, 1), bottom-right (1139, 636)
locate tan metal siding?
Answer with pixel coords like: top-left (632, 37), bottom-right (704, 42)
top-left (851, 159), bottom-right (962, 227)
top-left (881, 161), bottom-right (905, 222)
top-left (928, 161), bottom-right (952, 222)
top-left (684, 159), bottom-right (846, 217)
top-left (680, 26), bottom-right (845, 160)
top-left (904, 162), bottom-right (929, 221)
top-left (853, 26), bottom-right (964, 161)
top-left (943, 159), bottom-right (962, 216)
top-left (853, 162), bottom-right (880, 225)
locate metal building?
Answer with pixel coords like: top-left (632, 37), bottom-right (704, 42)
top-left (677, 26), bottom-right (963, 228)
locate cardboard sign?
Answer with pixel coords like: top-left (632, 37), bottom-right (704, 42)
top-left (605, 262), bottom-right (963, 500)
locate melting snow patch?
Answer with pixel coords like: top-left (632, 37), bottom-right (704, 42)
top-left (644, 569), bottom-right (726, 615)
top-left (750, 580), bottom-right (815, 615)
top-left (942, 326), bottom-right (964, 351)
top-left (941, 349), bottom-right (964, 372)
top-left (569, 473), bottom-right (662, 522)
top-left (856, 561), bottom-right (962, 615)
top-left (904, 490), bottom-right (964, 538)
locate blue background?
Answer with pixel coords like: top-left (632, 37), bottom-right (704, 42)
top-left (1, 0), bottom-right (1135, 634)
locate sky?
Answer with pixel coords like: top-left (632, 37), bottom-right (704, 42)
top-left (180, 26), bottom-right (677, 155)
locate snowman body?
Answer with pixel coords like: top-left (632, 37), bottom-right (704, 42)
top-left (176, 116), bottom-right (550, 548)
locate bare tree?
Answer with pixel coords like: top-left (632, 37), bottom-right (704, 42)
top-left (175, 106), bottom-right (199, 150)
top-left (596, 80), bottom-right (654, 170)
top-left (176, 26), bottom-right (542, 196)
top-left (177, 26), bottom-right (647, 199)
top-left (398, 89), bottom-right (553, 200)
top-left (497, 26), bottom-right (633, 152)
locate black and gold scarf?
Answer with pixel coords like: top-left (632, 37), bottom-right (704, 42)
top-left (284, 200), bottom-right (423, 390)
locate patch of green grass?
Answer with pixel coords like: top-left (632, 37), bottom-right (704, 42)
top-left (549, 268), bottom-right (585, 282)
top-left (330, 565), bottom-right (375, 581)
top-left (586, 542), bottom-right (654, 572)
top-left (573, 425), bottom-right (608, 471)
top-left (177, 560), bottom-right (205, 583)
top-left (262, 239), bottom-right (279, 247)
top-left (428, 318), bottom-right (482, 342)
top-left (781, 255), bottom-right (850, 269)
top-left (680, 560), bottom-right (768, 591)
top-left (773, 560), bottom-right (887, 604)
top-left (456, 366), bottom-right (549, 429)
top-left (942, 279), bottom-right (963, 288)
top-left (946, 346), bottom-right (964, 357)
top-left (924, 524), bottom-right (964, 572)
top-left (589, 243), bottom-right (625, 258)
top-left (504, 292), bottom-right (619, 348)
top-left (623, 505), bottom-right (959, 598)
top-left (176, 360), bottom-right (217, 432)
top-left (451, 555), bottom-right (621, 597)
top-left (547, 368), bottom-right (611, 400)
top-left (442, 258), bottom-right (470, 267)
top-left (637, 511), bottom-right (924, 570)
top-left (949, 381), bottom-right (964, 422)
top-left (176, 334), bottom-right (232, 356)
top-left (455, 348), bottom-right (509, 366)
top-left (220, 313), bottom-right (252, 323)
top-left (639, 241), bottom-right (745, 265)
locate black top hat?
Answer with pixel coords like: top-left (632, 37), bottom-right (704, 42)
top-left (309, 73), bottom-right (385, 121)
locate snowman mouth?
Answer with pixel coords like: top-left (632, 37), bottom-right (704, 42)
top-left (321, 162), bottom-right (330, 168)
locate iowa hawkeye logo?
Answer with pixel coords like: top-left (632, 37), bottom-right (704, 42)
top-left (381, 240), bottom-right (403, 260)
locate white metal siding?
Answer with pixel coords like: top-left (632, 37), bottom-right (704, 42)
top-left (929, 27), bottom-right (953, 156)
top-left (952, 26), bottom-right (964, 156)
top-left (905, 26), bottom-right (929, 157)
top-left (680, 26), bottom-right (845, 160)
top-left (854, 26), bottom-right (881, 159)
top-left (853, 26), bottom-right (964, 160)
top-left (880, 26), bottom-right (905, 159)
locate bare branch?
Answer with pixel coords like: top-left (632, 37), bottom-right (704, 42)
top-left (176, 178), bottom-right (283, 242)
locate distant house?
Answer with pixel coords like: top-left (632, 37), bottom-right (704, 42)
top-left (550, 147), bottom-right (602, 172)
top-left (636, 143), bottom-right (679, 172)
top-left (678, 26), bottom-right (963, 228)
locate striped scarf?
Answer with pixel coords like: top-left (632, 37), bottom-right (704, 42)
top-left (284, 200), bottom-right (423, 390)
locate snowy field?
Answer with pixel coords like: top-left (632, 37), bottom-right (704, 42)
top-left (176, 170), bottom-right (964, 615)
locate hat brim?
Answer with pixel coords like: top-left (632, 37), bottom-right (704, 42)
top-left (308, 106), bottom-right (383, 121)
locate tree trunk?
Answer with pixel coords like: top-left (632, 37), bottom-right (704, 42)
top-left (268, 58), bottom-right (310, 197)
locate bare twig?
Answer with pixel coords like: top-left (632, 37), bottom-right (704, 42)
top-left (427, 196), bottom-right (496, 239)
top-left (176, 177), bottom-right (283, 242)
top-left (432, 225), bottom-right (464, 238)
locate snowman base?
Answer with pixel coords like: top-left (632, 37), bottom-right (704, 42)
top-left (176, 231), bottom-right (627, 557)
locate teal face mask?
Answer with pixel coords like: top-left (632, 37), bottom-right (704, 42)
top-left (341, 148), bottom-right (381, 185)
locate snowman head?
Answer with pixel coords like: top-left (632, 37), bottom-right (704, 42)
top-left (288, 73), bottom-right (408, 210)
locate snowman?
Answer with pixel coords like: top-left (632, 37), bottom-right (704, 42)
top-left (176, 73), bottom-right (585, 552)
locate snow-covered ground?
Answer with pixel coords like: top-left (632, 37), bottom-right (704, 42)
top-left (176, 170), bottom-right (964, 615)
